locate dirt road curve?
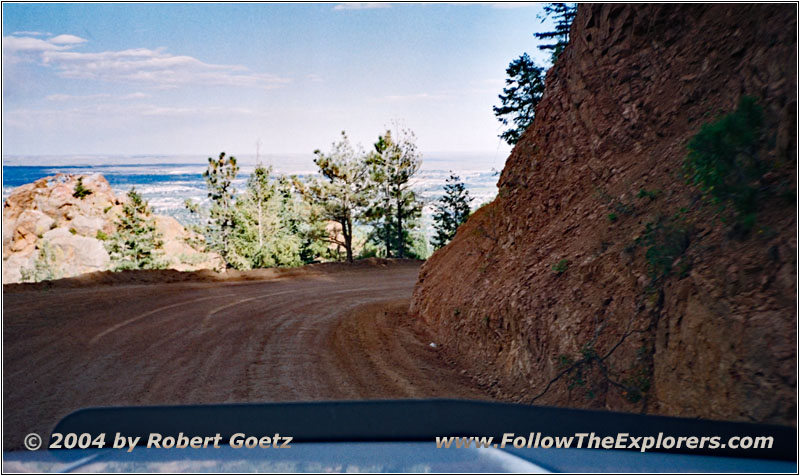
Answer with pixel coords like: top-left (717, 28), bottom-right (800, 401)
top-left (3, 261), bottom-right (487, 450)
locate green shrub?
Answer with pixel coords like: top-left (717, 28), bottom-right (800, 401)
top-left (622, 369), bottom-right (651, 403)
top-left (637, 214), bottom-right (691, 280)
top-left (96, 230), bottom-right (109, 241)
top-left (177, 252), bottom-right (208, 266)
top-left (637, 189), bottom-right (660, 200)
top-left (684, 96), bottom-right (765, 229)
top-left (20, 242), bottom-right (61, 282)
top-left (607, 213), bottom-right (618, 222)
top-left (73, 177), bottom-right (93, 199)
top-left (551, 258), bottom-right (569, 274)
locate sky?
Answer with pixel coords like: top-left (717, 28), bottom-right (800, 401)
top-left (2, 2), bottom-right (555, 161)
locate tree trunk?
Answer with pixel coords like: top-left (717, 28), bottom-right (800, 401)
top-left (257, 201), bottom-right (263, 248)
top-left (396, 198), bottom-right (404, 259)
top-left (384, 198), bottom-right (392, 258)
top-left (343, 217), bottom-right (354, 263)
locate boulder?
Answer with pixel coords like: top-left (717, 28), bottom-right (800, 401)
top-left (2, 252), bottom-right (35, 284)
top-left (2, 173), bottom-right (223, 283)
top-left (69, 214), bottom-right (105, 237)
top-left (44, 229), bottom-right (110, 275)
top-left (155, 216), bottom-right (225, 272)
top-left (14, 210), bottom-right (55, 239)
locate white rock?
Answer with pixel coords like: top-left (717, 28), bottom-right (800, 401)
top-left (69, 214), bottom-right (105, 237)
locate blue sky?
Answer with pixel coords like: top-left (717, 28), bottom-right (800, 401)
top-left (3, 2), bottom-right (555, 159)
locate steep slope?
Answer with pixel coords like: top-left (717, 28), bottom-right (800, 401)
top-left (411, 4), bottom-right (796, 424)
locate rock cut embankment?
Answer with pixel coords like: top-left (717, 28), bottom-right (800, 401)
top-left (411, 4), bottom-right (796, 424)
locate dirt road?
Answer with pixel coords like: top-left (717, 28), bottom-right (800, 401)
top-left (3, 261), bottom-right (487, 450)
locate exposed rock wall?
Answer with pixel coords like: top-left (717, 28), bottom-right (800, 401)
top-left (411, 4), bottom-right (796, 424)
top-left (3, 174), bottom-right (222, 283)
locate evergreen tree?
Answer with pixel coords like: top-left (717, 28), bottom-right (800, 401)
top-left (236, 164), bottom-right (278, 267)
top-left (534, 3), bottom-right (577, 63)
top-left (303, 131), bottom-right (372, 263)
top-left (431, 173), bottom-right (473, 249)
top-left (230, 165), bottom-right (307, 269)
top-left (280, 176), bottom-right (331, 264)
top-left (244, 164), bottom-right (276, 251)
top-left (202, 152), bottom-right (239, 266)
top-left (72, 177), bottom-right (93, 199)
top-left (493, 53), bottom-right (546, 145)
top-left (188, 152), bottom-right (330, 270)
top-left (365, 134), bottom-right (396, 258)
top-left (366, 127), bottom-right (423, 259)
top-left (106, 188), bottom-right (166, 271)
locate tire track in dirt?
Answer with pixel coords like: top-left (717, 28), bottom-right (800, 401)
top-left (3, 262), bottom-right (491, 450)
top-left (90, 293), bottom-right (241, 344)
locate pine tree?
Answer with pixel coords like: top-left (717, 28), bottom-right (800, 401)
top-left (431, 173), bottom-right (473, 249)
top-left (238, 164), bottom-right (279, 263)
top-left (534, 3), bottom-right (577, 63)
top-left (493, 53), bottom-right (546, 145)
top-left (106, 188), bottom-right (166, 271)
top-left (72, 177), bottom-right (93, 199)
top-left (302, 131), bottom-right (372, 263)
top-left (202, 152), bottom-right (239, 266)
top-left (365, 134), bottom-right (396, 258)
top-left (231, 165), bottom-right (306, 269)
top-left (288, 175), bottom-right (337, 263)
top-left (366, 127), bottom-right (423, 259)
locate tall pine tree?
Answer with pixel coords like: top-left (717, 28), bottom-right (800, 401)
top-left (431, 173), bottom-right (472, 249)
top-left (303, 131), bottom-right (372, 263)
top-left (366, 127), bottom-right (423, 259)
top-left (201, 152), bottom-right (239, 266)
top-left (230, 165), bottom-right (309, 269)
top-left (365, 134), bottom-right (396, 258)
top-left (493, 53), bottom-right (546, 145)
top-left (534, 3), bottom-right (577, 63)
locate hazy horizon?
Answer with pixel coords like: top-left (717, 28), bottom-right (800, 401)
top-left (3, 2), bottom-right (555, 158)
top-left (2, 148), bottom-right (511, 174)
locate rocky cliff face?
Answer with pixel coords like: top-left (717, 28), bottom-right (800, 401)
top-left (3, 173), bottom-right (222, 283)
top-left (411, 4), bottom-right (796, 424)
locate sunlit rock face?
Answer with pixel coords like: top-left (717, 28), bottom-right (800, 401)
top-left (3, 173), bottom-right (223, 283)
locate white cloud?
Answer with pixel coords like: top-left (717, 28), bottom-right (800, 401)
top-left (43, 47), bottom-right (290, 88)
top-left (306, 74), bottom-right (324, 82)
top-left (6, 104), bottom-right (268, 125)
top-left (3, 35), bottom-right (75, 54)
top-left (333, 3), bottom-right (391, 10)
top-left (46, 93), bottom-right (110, 101)
top-left (45, 92), bottom-right (151, 101)
top-left (12, 30), bottom-right (51, 37)
top-left (3, 34), bottom-right (290, 89)
top-left (48, 34), bottom-right (88, 45)
top-left (122, 92), bottom-right (151, 99)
